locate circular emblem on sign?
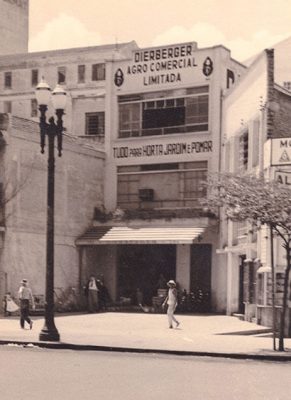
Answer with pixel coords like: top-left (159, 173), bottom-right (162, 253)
top-left (114, 68), bottom-right (124, 87)
top-left (202, 57), bottom-right (213, 77)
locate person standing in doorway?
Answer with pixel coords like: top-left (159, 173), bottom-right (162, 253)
top-left (85, 276), bottom-right (99, 313)
top-left (18, 279), bottom-right (35, 329)
top-left (162, 280), bottom-right (180, 329)
top-left (3, 292), bottom-right (19, 316)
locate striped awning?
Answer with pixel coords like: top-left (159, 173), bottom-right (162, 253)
top-left (76, 226), bottom-right (205, 245)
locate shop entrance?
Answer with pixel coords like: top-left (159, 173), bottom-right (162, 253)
top-left (190, 244), bottom-right (212, 312)
top-left (118, 245), bottom-right (176, 305)
top-left (238, 255), bottom-right (246, 314)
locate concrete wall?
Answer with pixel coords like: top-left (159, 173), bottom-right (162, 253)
top-left (223, 52), bottom-right (268, 139)
top-left (0, 115), bottom-right (105, 304)
top-left (0, 0), bottom-right (28, 55)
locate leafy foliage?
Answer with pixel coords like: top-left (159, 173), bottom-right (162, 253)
top-left (202, 173), bottom-right (291, 241)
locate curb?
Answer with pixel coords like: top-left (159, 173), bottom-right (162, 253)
top-left (1, 339), bottom-right (291, 362)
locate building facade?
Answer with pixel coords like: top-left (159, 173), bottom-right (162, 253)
top-left (0, 34), bottom-right (248, 312)
top-left (76, 42), bottom-right (245, 311)
top-left (1, 26), bottom-right (291, 322)
top-left (222, 48), bottom-right (291, 334)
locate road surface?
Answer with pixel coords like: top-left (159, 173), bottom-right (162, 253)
top-left (0, 346), bottom-right (290, 400)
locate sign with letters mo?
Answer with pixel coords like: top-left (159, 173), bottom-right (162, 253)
top-left (271, 138), bottom-right (291, 166)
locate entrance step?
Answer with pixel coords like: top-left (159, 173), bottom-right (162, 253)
top-left (232, 313), bottom-right (245, 321)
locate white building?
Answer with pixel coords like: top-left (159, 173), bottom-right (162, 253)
top-left (76, 42), bottom-right (245, 310)
top-left (221, 47), bottom-right (291, 334)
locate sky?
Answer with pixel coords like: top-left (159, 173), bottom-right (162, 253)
top-left (29, 0), bottom-right (291, 62)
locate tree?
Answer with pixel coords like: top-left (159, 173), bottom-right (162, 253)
top-left (0, 134), bottom-right (34, 226)
top-left (202, 172), bottom-right (291, 351)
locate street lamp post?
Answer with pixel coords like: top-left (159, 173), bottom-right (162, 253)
top-left (35, 79), bottom-right (67, 342)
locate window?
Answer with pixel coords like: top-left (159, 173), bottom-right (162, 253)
top-left (142, 99), bottom-right (185, 130)
top-left (283, 81), bottom-right (291, 91)
top-left (31, 99), bottom-right (38, 117)
top-left (85, 112), bottom-right (105, 135)
top-left (78, 65), bottom-right (85, 83)
top-left (118, 87), bottom-right (209, 138)
top-left (117, 161), bottom-right (207, 209)
top-left (31, 69), bottom-right (38, 86)
top-left (119, 103), bottom-right (140, 138)
top-left (4, 72), bottom-right (12, 89)
top-left (58, 67), bottom-right (66, 84)
top-left (92, 63), bottom-right (105, 81)
top-left (252, 120), bottom-right (260, 167)
top-left (239, 131), bottom-right (249, 171)
top-left (3, 101), bottom-right (12, 114)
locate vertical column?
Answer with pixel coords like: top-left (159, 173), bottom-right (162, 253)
top-left (176, 244), bottom-right (191, 291)
top-left (105, 245), bottom-right (118, 302)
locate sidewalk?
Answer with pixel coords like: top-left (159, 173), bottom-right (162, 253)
top-left (1, 312), bottom-right (291, 361)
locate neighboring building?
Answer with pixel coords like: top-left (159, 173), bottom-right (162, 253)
top-left (0, 114), bottom-right (105, 306)
top-left (0, 42), bottom-right (137, 141)
top-left (76, 42), bottom-right (246, 310)
top-left (221, 48), bottom-right (291, 334)
top-left (0, 0), bottom-right (29, 55)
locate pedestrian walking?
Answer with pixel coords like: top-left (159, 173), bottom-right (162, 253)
top-left (18, 279), bottom-right (35, 329)
top-left (85, 276), bottom-right (99, 313)
top-left (162, 280), bottom-right (180, 329)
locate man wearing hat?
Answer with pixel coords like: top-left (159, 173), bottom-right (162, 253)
top-left (162, 280), bottom-right (180, 329)
top-left (18, 279), bottom-right (35, 329)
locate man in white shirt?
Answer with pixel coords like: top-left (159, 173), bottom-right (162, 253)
top-left (162, 280), bottom-right (180, 329)
top-left (18, 279), bottom-right (35, 329)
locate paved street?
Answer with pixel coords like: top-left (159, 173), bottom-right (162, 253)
top-left (0, 346), bottom-right (291, 400)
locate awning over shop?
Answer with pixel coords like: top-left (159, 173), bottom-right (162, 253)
top-left (76, 226), bottom-right (205, 245)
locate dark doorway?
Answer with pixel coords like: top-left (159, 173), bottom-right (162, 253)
top-left (238, 255), bottom-right (246, 314)
top-left (118, 245), bottom-right (176, 305)
top-left (190, 244), bottom-right (212, 312)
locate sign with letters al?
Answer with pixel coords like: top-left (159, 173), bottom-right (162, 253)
top-left (271, 138), bottom-right (291, 166)
top-left (274, 170), bottom-right (291, 186)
